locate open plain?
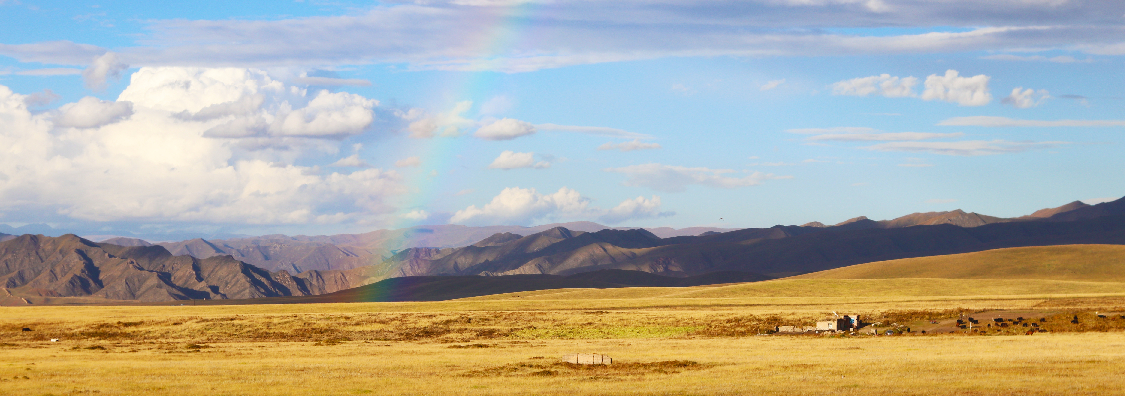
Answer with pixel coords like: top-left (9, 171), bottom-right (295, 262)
top-left (5, 254), bottom-right (1125, 396)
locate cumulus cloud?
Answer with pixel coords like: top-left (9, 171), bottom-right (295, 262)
top-left (115, 68), bottom-right (377, 140)
top-left (600, 195), bottom-right (672, 224)
top-left (832, 70), bottom-right (991, 106)
top-left (23, 89), bottom-right (61, 107)
top-left (395, 156), bottom-right (422, 168)
top-left (865, 140), bottom-right (1067, 156)
top-left (331, 154), bottom-right (372, 168)
top-left (0, 70), bottom-right (406, 227)
top-left (597, 139), bottom-right (661, 152)
top-left (760, 79), bottom-right (786, 91)
top-left (401, 209), bottom-right (430, 221)
top-left (449, 187), bottom-right (592, 226)
top-left (488, 151), bottom-right (550, 169)
top-left (921, 70), bottom-right (991, 106)
top-left (938, 116), bottom-right (1125, 127)
top-left (604, 163), bottom-right (789, 193)
top-left (54, 97), bottom-right (134, 128)
top-left (398, 102), bottom-right (473, 138)
top-left (1002, 87), bottom-right (1050, 108)
top-left (450, 187), bottom-right (669, 226)
top-left (82, 52), bottom-right (129, 91)
top-left (831, 74), bottom-right (918, 97)
top-left (474, 118), bottom-right (537, 141)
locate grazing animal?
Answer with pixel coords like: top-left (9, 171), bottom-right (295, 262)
top-left (21, 328), bottom-right (31, 332)
top-left (50, 339), bottom-right (58, 342)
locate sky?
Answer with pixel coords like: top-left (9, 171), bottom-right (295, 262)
top-left (0, 0), bottom-right (1123, 240)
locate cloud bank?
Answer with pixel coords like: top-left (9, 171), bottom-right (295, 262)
top-left (0, 68), bottom-right (404, 227)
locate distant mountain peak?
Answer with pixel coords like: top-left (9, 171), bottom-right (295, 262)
top-left (1023, 200), bottom-right (1090, 219)
top-left (801, 221), bottom-right (827, 228)
top-left (834, 216), bottom-right (869, 226)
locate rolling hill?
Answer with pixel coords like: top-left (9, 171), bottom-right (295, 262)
top-left (796, 244), bottom-right (1125, 282)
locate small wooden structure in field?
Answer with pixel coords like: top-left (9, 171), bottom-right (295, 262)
top-left (562, 353), bottom-right (613, 365)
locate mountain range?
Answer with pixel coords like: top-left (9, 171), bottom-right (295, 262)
top-left (1, 196), bottom-right (1122, 304)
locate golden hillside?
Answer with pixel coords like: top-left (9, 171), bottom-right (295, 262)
top-left (796, 244), bottom-right (1125, 282)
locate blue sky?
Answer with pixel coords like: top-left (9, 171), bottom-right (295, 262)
top-left (1, 0), bottom-right (1123, 240)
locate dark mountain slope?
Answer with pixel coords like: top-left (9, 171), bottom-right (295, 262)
top-left (603, 214), bottom-right (1125, 277)
top-left (1046, 197), bottom-right (1125, 222)
top-left (231, 269), bottom-right (773, 303)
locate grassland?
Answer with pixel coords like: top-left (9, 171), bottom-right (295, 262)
top-left (3, 244), bottom-right (1125, 395)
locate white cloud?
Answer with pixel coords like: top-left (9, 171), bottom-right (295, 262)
top-left (597, 139), bottom-right (661, 152)
top-left (760, 79), bottom-right (786, 91)
top-left (1002, 87), bottom-right (1050, 108)
top-left (938, 116), bottom-right (1125, 127)
top-left (291, 76), bottom-right (372, 87)
top-left (475, 118), bottom-right (537, 140)
top-left (866, 140), bottom-right (1067, 156)
top-left (398, 101), bottom-right (474, 138)
top-left (24, 89), bottom-right (60, 107)
top-left (54, 97), bottom-right (134, 128)
top-left (831, 70), bottom-right (991, 106)
top-left (1082, 197), bottom-right (1119, 205)
top-left (600, 196), bottom-right (671, 224)
top-left (488, 151), bottom-right (550, 169)
top-left (401, 209), bottom-right (430, 221)
top-left (82, 52), bottom-right (129, 91)
top-left (450, 187), bottom-right (669, 226)
top-left (671, 83), bottom-right (695, 95)
top-left (981, 54), bottom-right (1091, 63)
top-left (394, 156), bottom-right (422, 168)
top-left (805, 132), bottom-right (964, 142)
top-left (604, 163), bottom-right (789, 192)
top-left (921, 70), bottom-right (991, 106)
top-left (455, 189), bottom-right (474, 196)
top-left (331, 154), bottom-right (371, 168)
top-left (786, 127), bottom-right (879, 134)
top-left (0, 71), bottom-right (406, 227)
top-left (118, 67), bottom-right (377, 140)
top-left (15, 68), bottom-right (83, 76)
top-left (449, 187), bottom-right (593, 226)
top-left (0, 41), bottom-right (107, 65)
top-left (536, 123), bottom-right (652, 139)
top-left (832, 74), bottom-right (917, 98)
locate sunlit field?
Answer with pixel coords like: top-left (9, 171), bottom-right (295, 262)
top-left (4, 276), bottom-right (1125, 395)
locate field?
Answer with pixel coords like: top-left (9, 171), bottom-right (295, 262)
top-left (4, 245), bottom-right (1125, 395)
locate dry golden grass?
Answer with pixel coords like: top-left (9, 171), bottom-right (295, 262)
top-left (798, 244), bottom-right (1125, 281)
top-left (5, 244), bottom-right (1125, 395)
top-left (3, 288), bottom-right (1125, 395)
top-left (3, 332), bottom-right (1125, 395)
